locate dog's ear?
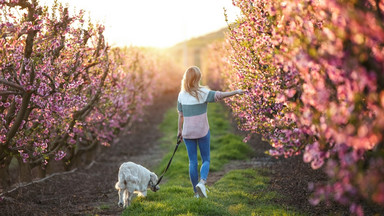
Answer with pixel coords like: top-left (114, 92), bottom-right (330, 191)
top-left (150, 172), bottom-right (158, 183)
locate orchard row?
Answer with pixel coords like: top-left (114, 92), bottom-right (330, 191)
top-left (206, 0), bottom-right (384, 215)
top-left (0, 0), bottom-right (181, 188)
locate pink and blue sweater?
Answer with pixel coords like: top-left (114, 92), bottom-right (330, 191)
top-left (177, 88), bottom-right (223, 139)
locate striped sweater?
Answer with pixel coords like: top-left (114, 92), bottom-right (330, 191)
top-left (177, 88), bottom-right (223, 139)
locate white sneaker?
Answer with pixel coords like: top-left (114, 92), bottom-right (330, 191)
top-left (196, 182), bottom-right (207, 198)
top-left (194, 193), bottom-right (200, 198)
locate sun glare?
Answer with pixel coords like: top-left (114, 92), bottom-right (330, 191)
top-left (39, 0), bottom-right (241, 48)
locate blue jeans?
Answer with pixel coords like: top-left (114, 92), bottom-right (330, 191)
top-left (183, 131), bottom-right (210, 193)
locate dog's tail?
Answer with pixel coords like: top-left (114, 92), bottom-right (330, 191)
top-left (115, 171), bottom-right (127, 190)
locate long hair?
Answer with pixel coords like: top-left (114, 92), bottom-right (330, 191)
top-left (181, 66), bottom-right (202, 101)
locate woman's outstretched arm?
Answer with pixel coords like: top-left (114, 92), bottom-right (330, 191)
top-left (220, 89), bottom-right (244, 99)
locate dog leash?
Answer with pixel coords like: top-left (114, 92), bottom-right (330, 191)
top-left (155, 135), bottom-right (182, 187)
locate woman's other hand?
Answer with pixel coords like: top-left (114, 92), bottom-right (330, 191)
top-left (177, 131), bottom-right (183, 141)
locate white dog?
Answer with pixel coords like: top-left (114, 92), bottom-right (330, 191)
top-left (115, 162), bottom-right (160, 208)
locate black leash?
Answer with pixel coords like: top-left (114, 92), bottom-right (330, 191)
top-left (154, 135), bottom-right (182, 187)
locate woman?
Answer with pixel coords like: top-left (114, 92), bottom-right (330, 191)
top-left (177, 66), bottom-right (243, 198)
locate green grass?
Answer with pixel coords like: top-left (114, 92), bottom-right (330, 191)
top-left (122, 103), bottom-right (304, 216)
top-left (98, 204), bottom-right (110, 210)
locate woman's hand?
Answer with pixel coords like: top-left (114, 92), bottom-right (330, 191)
top-left (177, 131), bottom-right (183, 141)
top-left (236, 89), bottom-right (245, 95)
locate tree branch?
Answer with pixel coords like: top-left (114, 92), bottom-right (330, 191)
top-left (5, 0), bottom-right (37, 144)
top-left (0, 79), bottom-right (25, 91)
top-left (5, 101), bottom-right (16, 129)
top-left (6, 92), bottom-right (32, 143)
top-left (41, 73), bottom-right (56, 94)
top-left (0, 90), bottom-right (22, 96)
top-left (3, 0), bottom-right (32, 9)
top-left (73, 46), bottom-right (109, 119)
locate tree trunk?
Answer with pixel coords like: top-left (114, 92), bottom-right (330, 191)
top-left (85, 142), bottom-right (98, 166)
top-left (63, 147), bottom-right (75, 171)
top-left (37, 165), bottom-right (47, 179)
top-left (0, 156), bottom-right (12, 189)
top-left (16, 157), bottom-right (32, 183)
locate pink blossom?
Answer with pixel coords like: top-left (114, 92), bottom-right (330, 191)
top-left (54, 151), bottom-right (66, 161)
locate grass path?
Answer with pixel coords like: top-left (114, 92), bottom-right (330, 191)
top-left (122, 103), bottom-right (304, 216)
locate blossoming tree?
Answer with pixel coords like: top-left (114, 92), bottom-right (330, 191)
top-left (217, 0), bottom-right (384, 214)
top-left (0, 0), bottom-right (181, 189)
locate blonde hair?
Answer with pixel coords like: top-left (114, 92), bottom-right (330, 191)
top-left (181, 66), bottom-right (202, 101)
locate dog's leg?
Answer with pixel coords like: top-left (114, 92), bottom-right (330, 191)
top-left (124, 189), bottom-right (129, 208)
top-left (117, 188), bottom-right (125, 208)
top-left (128, 190), bottom-right (134, 206)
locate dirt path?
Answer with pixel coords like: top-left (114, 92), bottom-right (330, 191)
top-left (0, 91), bottom-right (177, 216)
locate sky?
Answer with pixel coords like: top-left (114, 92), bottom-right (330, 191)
top-left (40, 0), bottom-right (241, 48)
